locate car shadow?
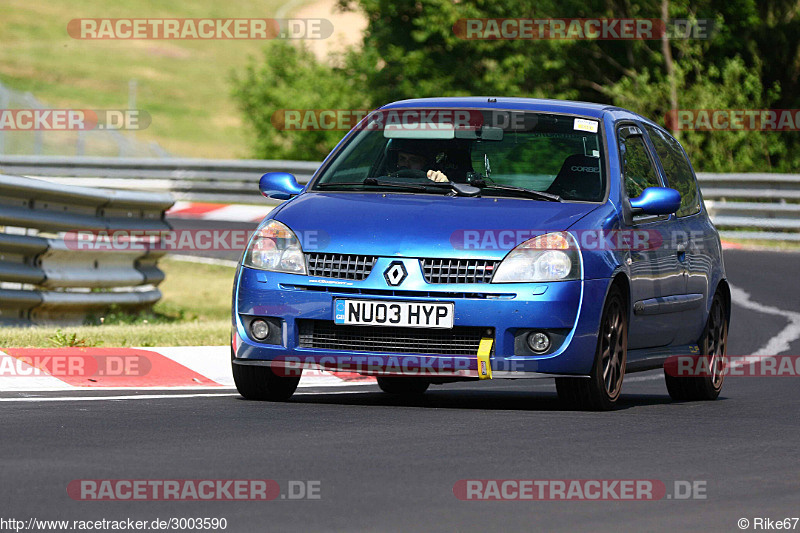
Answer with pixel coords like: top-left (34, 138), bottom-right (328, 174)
top-left (272, 388), bottom-right (682, 412)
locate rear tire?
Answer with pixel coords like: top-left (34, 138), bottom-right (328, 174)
top-left (376, 377), bottom-right (430, 395)
top-left (556, 284), bottom-right (628, 411)
top-left (232, 363), bottom-right (300, 401)
top-left (665, 292), bottom-right (728, 401)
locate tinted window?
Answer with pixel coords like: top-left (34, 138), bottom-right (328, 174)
top-left (469, 132), bottom-right (602, 198)
top-left (619, 128), bottom-right (660, 198)
top-left (314, 110), bottom-right (606, 202)
top-left (323, 130), bottom-right (386, 182)
top-left (643, 124), bottom-right (701, 217)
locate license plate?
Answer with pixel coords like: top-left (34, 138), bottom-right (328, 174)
top-left (334, 299), bottom-right (454, 329)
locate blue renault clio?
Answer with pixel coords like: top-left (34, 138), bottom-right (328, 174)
top-left (231, 97), bottom-right (729, 410)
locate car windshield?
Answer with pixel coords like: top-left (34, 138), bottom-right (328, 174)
top-left (312, 109), bottom-right (605, 202)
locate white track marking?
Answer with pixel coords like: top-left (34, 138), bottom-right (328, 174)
top-left (151, 346), bottom-right (375, 388)
top-left (0, 393), bottom-right (239, 402)
top-left (155, 346), bottom-right (235, 386)
top-left (0, 390), bottom-right (372, 403)
top-left (0, 353), bottom-right (72, 390)
top-left (0, 346), bottom-right (376, 391)
top-left (628, 283), bottom-right (800, 383)
top-left (729, 285), bottom-right (800, 356)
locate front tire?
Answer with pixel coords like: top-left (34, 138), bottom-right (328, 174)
top-left (665, 292), bottom-right (728, 401)
top-left (556, 284), bottom-right (628, 411)
top-left (232, 363), bottom-right (300, 401)
top-left (376, 377), bottom-right (430, 395)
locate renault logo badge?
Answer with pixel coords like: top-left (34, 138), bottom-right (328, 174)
top-left (384, 261), bottom-right (407, 286)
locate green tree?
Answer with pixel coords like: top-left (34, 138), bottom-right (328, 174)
top-left (335, 0), bottom-right (799, 171)
top-left (232, 41), bottom-right (369, 160)
top-left (232, 0), bottom-right (800, 171)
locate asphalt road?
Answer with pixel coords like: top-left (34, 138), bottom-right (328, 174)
top-left (2, 248), bottom-right (799, 532)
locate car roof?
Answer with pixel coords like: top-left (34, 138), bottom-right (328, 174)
top-left (380, 96), bottom-right (644, 121)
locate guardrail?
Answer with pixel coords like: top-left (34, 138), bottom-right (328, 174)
top-left (1, 156), bottom-right (798, 241)
top-left (0, 155), bottom-right (318, 205)
top-left (700, 173), bottom-right (800, 241)
top-left (0, 173), bottom-right (174, 326)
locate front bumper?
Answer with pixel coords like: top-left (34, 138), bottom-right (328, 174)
top-left (232, 259), bottom-right (611, 377)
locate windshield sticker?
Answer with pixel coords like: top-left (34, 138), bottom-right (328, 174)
top-left (574, 118), bottom-right (599, 133)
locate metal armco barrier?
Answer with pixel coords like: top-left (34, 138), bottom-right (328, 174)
top-left (0, 173), bottom-right (174, 326)
top-left (699, 173), bottom-right (800, 241)
top-left (1, 156), bottom-right (799, 241)
top-left (0, 155), bottom-right (319, 205)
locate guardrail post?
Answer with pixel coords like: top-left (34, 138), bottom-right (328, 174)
top-left (0, 173), bottom-right (174, 326)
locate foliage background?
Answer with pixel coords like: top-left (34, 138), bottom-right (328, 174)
top-left (232, 0), bottom-right (800, 172)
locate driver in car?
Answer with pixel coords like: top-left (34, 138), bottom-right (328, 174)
top-left (391, 140), bottom-right (450, 183)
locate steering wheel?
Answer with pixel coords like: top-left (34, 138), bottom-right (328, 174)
top-left (389, 168), bottom-right (428, 179)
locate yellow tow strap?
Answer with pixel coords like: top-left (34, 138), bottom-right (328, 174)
top-left (477, 338), bottom-right (493, 379)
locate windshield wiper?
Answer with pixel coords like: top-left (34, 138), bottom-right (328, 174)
top-left (470, 179), bottom-right (561, 202)
top-left (317, 177), bottom-right (480, 197)
top-left (365, 178), bottom-right (481, 197)
top-left (364, 177), bottom-right (437, 192)
top-left (316, 180), bottom-right (428, 192)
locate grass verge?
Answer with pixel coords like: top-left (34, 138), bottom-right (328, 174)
top-left (1, 257), bottom-right (235, 348)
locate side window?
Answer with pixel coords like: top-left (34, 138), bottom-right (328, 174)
top-left (618, 126), bottom-right (660, 199)
top-left (643, 124), bottom-right (701, 217)
top-left (324, 131), bottom-right (387, 183)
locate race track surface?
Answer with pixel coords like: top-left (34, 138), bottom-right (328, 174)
top-left (1, 248), bottom-right (798, 532)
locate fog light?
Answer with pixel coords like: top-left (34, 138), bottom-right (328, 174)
top-left (527, 332), bottom-right (550, 353)
top-left (251, 319), bottom-right (270, 341)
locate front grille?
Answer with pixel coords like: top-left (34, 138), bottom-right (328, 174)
top-left (298, 320), bottom-right (491, 355)
top-left (421, 258), bottom-right (499, 284)
top-left (306, 253), bottom-right (377, 280)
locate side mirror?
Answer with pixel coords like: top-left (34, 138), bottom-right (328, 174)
top-left (629, 187), bottom-right (681, 216)
top-left (259, 172), bottom-right (304, 200)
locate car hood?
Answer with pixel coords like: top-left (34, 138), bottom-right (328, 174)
top-left (274, 192), bottom-right (601, 259)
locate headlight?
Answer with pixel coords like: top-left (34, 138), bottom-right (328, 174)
top-left (492, 232), bottom-right (581, 283)
top-left (243, 220), bottom-right (307, 274)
